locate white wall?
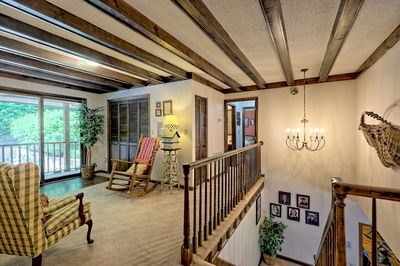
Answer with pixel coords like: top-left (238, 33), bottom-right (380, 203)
top-left (218, 189), bottom-right (263, 266)
top-left (225, 79), bottom-right (358, 264)
top-left (355, 42), bottom-right (400, 255)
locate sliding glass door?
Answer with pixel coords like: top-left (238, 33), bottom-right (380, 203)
top-left (43, 99), bottom-right (81, 180)
top-left (0, 92), bottom-right (81, 182)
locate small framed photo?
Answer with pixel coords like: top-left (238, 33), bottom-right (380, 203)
top-left (156, 101), bottom-right (161, 108)
top-left (155, 109), bottom-right (162, 117)
top-left (250, 119), bottom-right (255, 125)
top-left (278, 191), bottom-right (291, 205)
top-left (270, 203), bottom-right (281, 218)
top-left (296, 194), bottom-right (310, 209)
top-left (287, 207), bottom-right (300, 222)
top-left (256, 194), bottom-right (261, 224)
top-left (163, 100), bottom-right (172, 116)
top-left (305, 211), bottom-right (319, 226)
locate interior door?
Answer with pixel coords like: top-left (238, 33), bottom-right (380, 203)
top-left (227, 104), bottom-right (236, 151)
top-left (108, 96), bottom-right (149, 172)
top-left (195, 95), bottom-right (207, 185)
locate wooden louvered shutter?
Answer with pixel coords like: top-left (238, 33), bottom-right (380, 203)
top-left (108, 96), bottom-right (149, 172)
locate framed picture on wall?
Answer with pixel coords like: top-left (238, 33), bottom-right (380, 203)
top-left (270, 203), bottom-right (281, 218)
top-left (156, 101), bottom-right (161, 108)
top-left (163, 100), bottom-right (172, 116)
top-left (287, 207), bottom-right (300, 222)
top-left (155, 109), bottom-right (162, 117)
top-left (305, 211), bottom-right (319, 226)
top-left (278, 191), bottom-right (291, 205)
top-left (296, 194), bottom-right (310, 209)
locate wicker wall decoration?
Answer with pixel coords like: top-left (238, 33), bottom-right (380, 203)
top-left (359, 111), bottom-right (400, 168)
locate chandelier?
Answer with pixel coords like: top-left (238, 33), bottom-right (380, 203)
top-left (286, 69), bottom-right (325, 151)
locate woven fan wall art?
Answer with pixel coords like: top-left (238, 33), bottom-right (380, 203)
top-left (359, 111), bottom-right (400, 168)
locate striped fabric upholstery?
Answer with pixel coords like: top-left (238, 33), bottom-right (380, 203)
top-left (0, 162), bottom-right (92, 259)
top-left (0, 163), bottom-right (46, 257)
top-left (43, 196), bottom-right (77, 216)
top-left (135, 137), bottom-right (158, 164)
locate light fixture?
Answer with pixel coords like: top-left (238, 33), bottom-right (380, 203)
top-left (161, 114), bottom-right (180, 150)
top-left (162, 114), bottom-right (180, 135)
top-left (286, 69), bottom-right (325, 151)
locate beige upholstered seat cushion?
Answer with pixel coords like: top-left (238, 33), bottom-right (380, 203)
top-left (126, 163), bottom-right (148, 175)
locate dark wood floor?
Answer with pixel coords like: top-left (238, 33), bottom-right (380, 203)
top-left (40, 173), bottom-right (109, 197)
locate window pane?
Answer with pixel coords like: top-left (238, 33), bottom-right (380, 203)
top-left (0, 93), bottom-right (39, 164)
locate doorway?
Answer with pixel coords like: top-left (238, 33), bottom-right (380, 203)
top-left (224, 98), bottom-right (257, 151)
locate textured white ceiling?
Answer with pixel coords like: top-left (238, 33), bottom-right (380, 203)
top-left (331, 0), bottom-right (400, 75)
top-left (281, 0), bottom-right (340, 79)
top-left (126, 0), bottom-right (254, 85)
top-left (203, 0), bottom-right (285, 83)
top-left (0, 0), bottom-right (399, 90)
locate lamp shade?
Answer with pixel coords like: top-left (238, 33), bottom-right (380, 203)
top-left (162, 114), bottom-right (180, 138)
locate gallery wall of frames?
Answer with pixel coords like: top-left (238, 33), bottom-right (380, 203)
top-left (269, 191), bottom-right (319, 226)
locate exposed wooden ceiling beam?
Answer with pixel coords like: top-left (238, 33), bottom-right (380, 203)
top-left (0, 13), bottom-right (164, 85)
top-left (318, 0), bottom-right (364, 82)
top-left (357, 24), bottom-right (400, 74)
top-left (172, 0), bottom-right (266, 89)
top-left (0, 63), bottom-right (114, 93)
top-left (85, 0), bottom-right (241, 92)
top-left (0, 50), bottom-right (128, 90)
top-left (1, 0), bottom-right (187, 81)
top-left (0, 35), bottom-right (145, 86)
top-left (188, 73), bottom-right (224, 92)
top-left (0, 71), bottom-right (106, 94)
top-left (259, 0), bottom-right (294, 86)
top-left (237, 72), bottom-right (359, 92)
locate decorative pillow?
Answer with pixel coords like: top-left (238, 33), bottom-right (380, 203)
top-left (135, 164), bottom-right (148, 175)
top-left (126, 164), bottom-right (136, 174)
top-left (126, 163), bottom-right (149, 175)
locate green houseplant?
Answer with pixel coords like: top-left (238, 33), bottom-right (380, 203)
top-left (78, 101), bottom-right (104, 179)
top-left (259, 216), bottom-right (287, 265)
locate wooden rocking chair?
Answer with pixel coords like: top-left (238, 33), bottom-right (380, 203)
top-left (106, 135), bottom-right (160, 196)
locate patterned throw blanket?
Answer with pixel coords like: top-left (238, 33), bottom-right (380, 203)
top-left (136, 137), bottom-right (157, 164)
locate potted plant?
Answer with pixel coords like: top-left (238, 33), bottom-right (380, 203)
top-left (259, 216), bottom-right (287, 265)
top-left (78, 101), bottom-right (104, 179)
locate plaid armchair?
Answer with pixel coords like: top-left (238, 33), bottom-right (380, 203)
top-left (0, 163), bottom-right (93, 266)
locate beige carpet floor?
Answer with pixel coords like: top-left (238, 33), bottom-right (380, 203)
top-left (0, 182), bottom-right (184, 266)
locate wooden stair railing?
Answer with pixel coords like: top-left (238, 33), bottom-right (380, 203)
top-left (315, 177), bottom-right (400, 266)
top-left (181, 142), bottom-right (263, 265)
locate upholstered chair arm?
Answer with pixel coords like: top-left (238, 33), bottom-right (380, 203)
top-left (42, 195), bottom-right (78, 216)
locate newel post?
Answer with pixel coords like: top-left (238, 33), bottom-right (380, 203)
top-left (333, 181), bottom-right (347, 266)
top-left (181, 164), bottom-right (192, 266)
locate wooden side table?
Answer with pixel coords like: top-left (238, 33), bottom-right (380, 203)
top-left (160, 148), bottom-right (181, 193)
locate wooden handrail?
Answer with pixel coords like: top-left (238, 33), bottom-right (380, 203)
top-left (315, 178), bottom-right (400, 266)
top-left (188, 142), bottom-right (263, 169)
top-left (181, 142), bottom-right (263, 265)
top-left (332, 177), bottom-right (400, 201)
